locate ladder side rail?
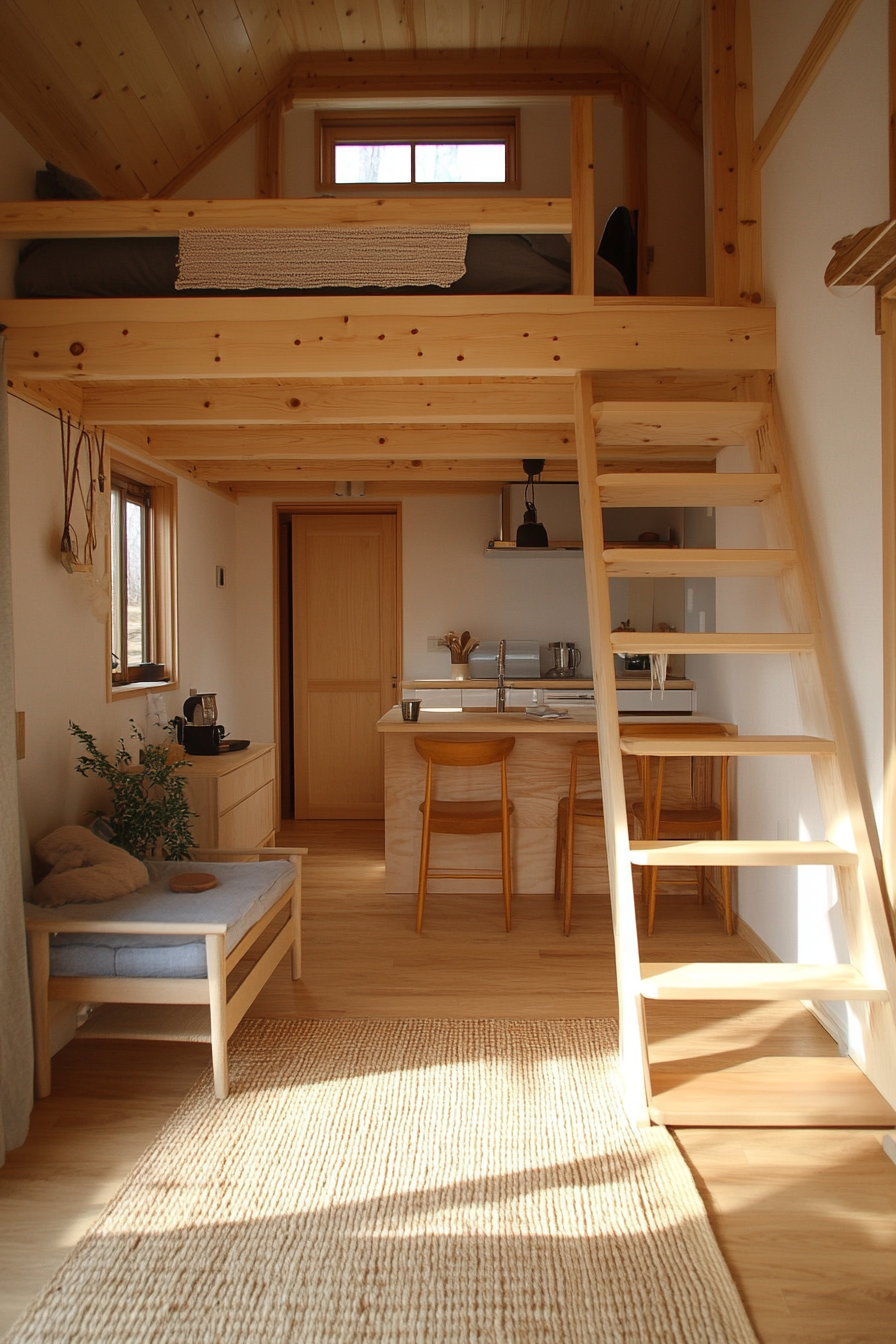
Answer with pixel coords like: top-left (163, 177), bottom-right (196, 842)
top-left (575, 373), bottom-right (651, 1126)
top-left (754, 393), bottom-right (896, 1106)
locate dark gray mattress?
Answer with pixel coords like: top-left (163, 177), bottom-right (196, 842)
top-left (15, 233), bottom-right (629, 299)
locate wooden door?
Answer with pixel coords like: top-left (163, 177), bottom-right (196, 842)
top-left (292, 512), bottom-right (399, 818)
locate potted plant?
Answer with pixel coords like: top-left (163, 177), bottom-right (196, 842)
top-left (69, 720), bottom-right (196, 860)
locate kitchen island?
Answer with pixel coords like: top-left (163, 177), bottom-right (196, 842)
top-left (377, 706), bottom-right (728, 900)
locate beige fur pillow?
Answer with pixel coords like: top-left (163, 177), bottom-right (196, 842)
top-left (30, 825), bottom-right (149, 908)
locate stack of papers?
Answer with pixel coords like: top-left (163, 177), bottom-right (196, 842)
top-left (526, 706), bottom-right (570, 719)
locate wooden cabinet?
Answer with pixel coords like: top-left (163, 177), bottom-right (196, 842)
top-left (182, 744), bottom-right (277, 849)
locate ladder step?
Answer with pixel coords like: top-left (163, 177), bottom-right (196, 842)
top-left (620, 733), bottom-right (836, 757)
top-left (629, 839), bottom-right (858, 866)
top-left (605, 548), bottom-right (795, 577)
top-left (592, 400), bottom-right (768, 447)
top-left (639, 962), bottom-right (889, 1001)
top-left (648, 1057), bottom-right (896, 1127)
top-left (598, 472), bottom-right (781, 508)
top-left (609, 631), bottom-right (814, 655)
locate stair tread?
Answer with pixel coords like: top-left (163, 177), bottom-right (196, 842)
top-left (639, 961), bottom-right (889, 1001)
top-left (592, 400), bottom-right (768, 447)
top-left (605, 547), bottom-right (795, 577)
top-left (648, 1056), bottom-right (896, 1127)
top-left (629, 839), bottom-right (858, 865)
top-left (598, 472), bottom-right (781, 507)
top-left (609, 631), bottom-right (814, 654)
top-left (620, 734), bottom-right (836, 756)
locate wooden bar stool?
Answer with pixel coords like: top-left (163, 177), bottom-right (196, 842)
top-left (414, 736), bottom-right (515, 933)
top-left (554, 740), bottom-right (604, 937)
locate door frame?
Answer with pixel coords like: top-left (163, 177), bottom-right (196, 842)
top-left (272, 501), bottom-right (403, 820)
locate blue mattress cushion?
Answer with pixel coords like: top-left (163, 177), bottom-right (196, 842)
top-left (29, 860), bottom-right (296, 980)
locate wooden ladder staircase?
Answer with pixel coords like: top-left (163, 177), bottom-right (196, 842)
top-left (574, 373), bottom-right (896, 1127)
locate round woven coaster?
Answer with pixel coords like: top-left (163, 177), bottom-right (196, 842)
top-left (169, 871), bottom-right (218, 893)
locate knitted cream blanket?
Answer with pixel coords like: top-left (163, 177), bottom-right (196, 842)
top-left (175, 225), bottom-right (470, 290)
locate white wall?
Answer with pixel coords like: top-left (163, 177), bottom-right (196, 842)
top-left (231, 492), bottom-right (594, 737)
top-left (697, 0), bottom-right (888, 988)
top-left (646, 110), bottom-right (705, 296)
top-left (9, 398), bottom-right (240, 850)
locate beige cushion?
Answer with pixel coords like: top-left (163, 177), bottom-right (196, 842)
top-left (30, 825), bottom-right (149, 908)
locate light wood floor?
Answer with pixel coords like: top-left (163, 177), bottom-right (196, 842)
top-left (0, 819), bottom-right (894, 1342)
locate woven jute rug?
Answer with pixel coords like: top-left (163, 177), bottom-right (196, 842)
top-left (5, 1019), bottom-right (758, 1344)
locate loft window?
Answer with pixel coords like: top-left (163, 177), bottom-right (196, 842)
top-left (109, 463), bottom-right (177, 696)
top-left (316, 111), bottom-right (519, 190)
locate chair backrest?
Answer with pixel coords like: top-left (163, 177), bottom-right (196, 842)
top-left (414, 736), bottom-right (515, 768)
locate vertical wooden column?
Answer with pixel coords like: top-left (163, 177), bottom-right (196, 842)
top-left (882, 298), bottom-right (896, 907)
top-left (890, 0), bottom-right (896, 217)
top-left (574, 373), bottom-right (650, 1126)
top-left (570, 96), bottom-right (595, 297)
top-left (257, 96), bottom-right (284, 199)
top-left (622, 82), bottom-right (649, 295)
top-left (703, 0), bottom-right (762, 303)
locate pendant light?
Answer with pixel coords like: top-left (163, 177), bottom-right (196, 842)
top-left (516, 458), bottom-right (549, 548)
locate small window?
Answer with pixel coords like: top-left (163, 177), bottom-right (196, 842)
top-left (317, 111), bottom-right (519, 191)
top-left (108, 462), bottom-right (177, 698)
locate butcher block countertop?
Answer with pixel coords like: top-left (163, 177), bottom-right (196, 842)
top-left (400, 676), bottom-right (696, 690)
top-left (377, 708), bottom-right (720, 733)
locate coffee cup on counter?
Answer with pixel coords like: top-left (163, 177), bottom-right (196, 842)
top-left (400, 699), bottom-right (422, 722)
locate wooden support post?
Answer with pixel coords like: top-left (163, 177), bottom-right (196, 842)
top-left (570, 96), bottom-right (595, 297)
top-left (735, 0), bottom-right (763, 304)
top-left (574, 373), bottom-right (650, 1126)
top-left (622, 82), bottom-right (649, 295)
top-left (703, 0), bottom-right (762, 304)
top-left (883, 303), bottom-right (896, 911)
top-left (256, 96), bottom-right (284, 200)
top-left (891, 0), bottom-right (896, 217)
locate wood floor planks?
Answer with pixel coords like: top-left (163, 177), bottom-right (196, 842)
top-left (0, 819), bottom-right (894, 1343)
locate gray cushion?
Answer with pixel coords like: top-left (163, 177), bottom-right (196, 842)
top-left (26, 860), bottom-right (296, 980)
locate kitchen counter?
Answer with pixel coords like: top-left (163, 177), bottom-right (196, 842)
top-left (400, 676), bottom-right (696, 689)
top-left (377, 710), bottom-right (727, 899)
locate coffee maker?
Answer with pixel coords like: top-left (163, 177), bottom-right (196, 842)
top-left (176, 693), bottom-right (223, 754)
top-left (545, 642), bottom-right (583, 678)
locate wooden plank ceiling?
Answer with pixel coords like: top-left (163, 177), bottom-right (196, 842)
top-left (0, 0), bottom-right (702, 199)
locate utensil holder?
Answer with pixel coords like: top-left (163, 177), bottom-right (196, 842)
top-left (450, 663), bottom-right (470, 680)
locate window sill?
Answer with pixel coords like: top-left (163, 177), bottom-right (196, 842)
top-left (110, 679), bottom-right (177, 701)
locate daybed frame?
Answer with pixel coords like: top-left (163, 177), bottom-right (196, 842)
top-left (26, 847), bottom-right (305, 1100)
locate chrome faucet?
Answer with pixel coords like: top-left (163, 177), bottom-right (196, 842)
top-left (496, 638), bottom-right (507, 713)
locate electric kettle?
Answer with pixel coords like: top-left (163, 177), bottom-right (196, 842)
top-left (546, 642), bottom-right (583, 678)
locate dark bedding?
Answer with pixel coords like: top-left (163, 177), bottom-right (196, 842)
top-left (15, 232), bottom-right (630, 299)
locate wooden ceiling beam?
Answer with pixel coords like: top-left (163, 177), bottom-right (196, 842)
top-left (224, 481), bottom-right (506, 498)
top-left (0, 197), bottom-right (570, 239)
top-left (753, 0), bottom-right (864, 170)
top-left (136, 425), bottom-right (575, 461)
top-left (79, 380), bottom-right (573, 426)
top-left (0, 299), bottom-right (775, 380)
top-left (178, 456), bottom-right (579, 483)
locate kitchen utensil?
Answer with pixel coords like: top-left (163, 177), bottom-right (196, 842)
top-left (183, 724), bottom-right (225, 755)
top-left (545, 642), bottom-right (583, 678)
top-left (183, 693), bottom-right (218, 726)
top-left (401, 699), bottom-right (422, 722)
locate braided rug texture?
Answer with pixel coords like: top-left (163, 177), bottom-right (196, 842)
top-left (4, 1018), bottom-right (758, 1344)
top-left (175, 225), bottom-right (469, 289)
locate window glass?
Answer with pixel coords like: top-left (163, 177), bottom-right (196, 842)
top-left (414, 142), bottom-right (506, 183)
top-left (125, 497), bottom-right (146, 664)
top-left (334, 143), bottom-right (412, 184)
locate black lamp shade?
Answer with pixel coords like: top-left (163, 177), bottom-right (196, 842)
top-left (516, 503), bottom-right (549, 548)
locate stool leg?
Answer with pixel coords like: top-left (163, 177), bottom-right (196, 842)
top-left (697, 867), bottom-right (706, 904)
top-left (501, 828), bottom-right (513, 932)
top-left (562, 806), bottom-right (576, 937)
top-left (721, 865), bottom-right (734, 934)
top-left (416, 818), bottom-right (431, 934)
top-left (554, 812), bottom-right (564, 901)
